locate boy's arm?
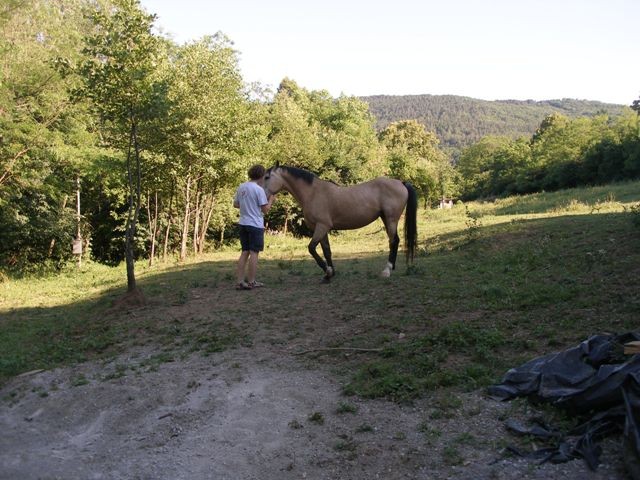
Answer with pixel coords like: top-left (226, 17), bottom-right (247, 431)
top-left (260, 194), bottom-right (275, 214)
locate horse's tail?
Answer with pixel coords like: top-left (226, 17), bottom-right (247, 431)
top-left (403, 182), bottom-right (418, 263)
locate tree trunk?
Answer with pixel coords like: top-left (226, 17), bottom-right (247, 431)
top-left (179, 167), bottom-right (192, 262)
top-left (48, 194), bottom-right (69, 256)
top-left (124, 120), bottom-right (137, 292)
top-left (147, 189), bottom-right (159, 267)
top-left (283, 205), bottom-right (290, 235)
top-left (192, 187), bottom-right (201, 256)
top-left (198, 194), bottom-right (215, 254)
top-left (162, 180), bottom-right (175, 262)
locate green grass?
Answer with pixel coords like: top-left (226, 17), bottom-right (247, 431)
top-left (1, 180), bottom-right (639, 398)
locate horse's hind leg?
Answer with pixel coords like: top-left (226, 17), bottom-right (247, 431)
top-left (382, 217), bottom-right (400, 278)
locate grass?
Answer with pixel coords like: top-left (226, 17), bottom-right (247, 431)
top-left (1, 180), bottom-right (639, 399)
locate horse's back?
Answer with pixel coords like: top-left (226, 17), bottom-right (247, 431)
top-left (318, 177), bottom-right (408, 230)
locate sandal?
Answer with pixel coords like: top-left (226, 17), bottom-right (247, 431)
top-left (248, 280), bottom-right (264, 288)
top-left (236, 281), bottom-right (252, 290)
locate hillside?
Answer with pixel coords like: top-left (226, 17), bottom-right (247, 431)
top-left (361, 94), bottom-right (626, 150)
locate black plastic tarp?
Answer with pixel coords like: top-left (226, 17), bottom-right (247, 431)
top-left (487, 332), bottom-right (640, 477)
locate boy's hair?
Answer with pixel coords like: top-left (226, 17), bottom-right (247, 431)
top-left (248, 164), bottom-right (265, 180)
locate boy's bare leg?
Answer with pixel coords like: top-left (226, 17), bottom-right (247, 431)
top-left (247, 251), bottom-right (259, 284)
top-left (236, 250), bottom-right (250, 284)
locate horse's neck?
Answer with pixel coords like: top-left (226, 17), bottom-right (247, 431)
top-left (282, 175), bottom-right (319, 205)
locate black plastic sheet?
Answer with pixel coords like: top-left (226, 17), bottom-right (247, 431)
top-left (623, 371), bottom-right (640, 478)
top-left (488, 332), bottom-right (640, 476)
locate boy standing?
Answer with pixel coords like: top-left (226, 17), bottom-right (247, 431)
top-left (233, 164), bottom-right (275, 290)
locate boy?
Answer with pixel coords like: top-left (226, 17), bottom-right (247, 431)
top-left (233, 164), bottom-right (275, 290)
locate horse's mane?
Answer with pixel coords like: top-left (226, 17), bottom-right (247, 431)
top-left (275, 165), bottom-right (316, 185)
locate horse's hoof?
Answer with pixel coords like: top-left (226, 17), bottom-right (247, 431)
top-left (381, 262), bottom-right (392, 278)
top-left (321, 276), bottom-right (331, 284)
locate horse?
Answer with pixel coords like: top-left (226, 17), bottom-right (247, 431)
top-left (263, 165), bottom-right (418, 282)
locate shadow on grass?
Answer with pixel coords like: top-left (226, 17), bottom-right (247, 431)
top-left (2, 211), bottom-right (639, 399)
top-left (0, 260), bottom-right (239, 383)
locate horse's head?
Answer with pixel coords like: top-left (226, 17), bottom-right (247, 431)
top-left (264, 165), bottom-right (315, 196)
top-left (263, 166), bottom-right (286, 196)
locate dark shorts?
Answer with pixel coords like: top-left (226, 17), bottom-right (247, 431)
top-left (239, 225), bottom-right (264, 252)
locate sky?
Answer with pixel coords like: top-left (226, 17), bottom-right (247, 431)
top-left (138, 0), bottom-right (639, 105)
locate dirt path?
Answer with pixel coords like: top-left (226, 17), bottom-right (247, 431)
top-left (0, 337), bottom-right (628, 480)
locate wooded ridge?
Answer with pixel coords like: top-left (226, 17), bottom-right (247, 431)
top-left (361, 94), bottom-right (625, 149)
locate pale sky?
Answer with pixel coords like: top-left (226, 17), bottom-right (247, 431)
top-left (139, 0), bottom-right (639, 105)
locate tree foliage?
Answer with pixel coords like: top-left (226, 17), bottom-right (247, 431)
top-left (379, 120), bottom-right (452, 205)
top-left (75, 0), bottom-right (165, 291)
top-left (457, 111), bottom-right (640, 199)
top-left (363, 94), bottom-right (626, 152)
top-left (0, 0), bottom-right (102, 270)
top-left (264, 79), bottom-right (384, 234)
top-left (1, 0), bottom-right (638, 276)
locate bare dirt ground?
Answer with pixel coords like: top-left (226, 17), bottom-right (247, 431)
top-left (0, 284), bottom-right (630, 480)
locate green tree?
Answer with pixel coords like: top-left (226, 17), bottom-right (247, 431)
top-left (457, 136), bottom-right (512, 198)
top-left (582, 109), bottom-right (640, 182)
top-left (0, 0), bottom-right (106, 271)
top-left (163, 34), bottom-right (261, 259)
top-left (265, 79), bottom-right (387, 233)
top-left (266, 83), bottom-right (322, 170)
top-left (531, 113), bottom-right (610, 190)
top-left (76, 0), bottom-right (165, 294)
top-left (307, 91), bottom-right (383, 183)
top-left (379, 120), bottom-right (449, 205)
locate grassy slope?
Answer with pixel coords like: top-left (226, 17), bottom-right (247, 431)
top-left (1, 181), bottom-right (639, 397)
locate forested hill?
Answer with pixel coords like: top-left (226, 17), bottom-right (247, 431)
top-left (360, 95), bottom-right (625, 150)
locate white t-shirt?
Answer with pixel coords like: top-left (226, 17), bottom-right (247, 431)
top-left (234, 181), bottom-right (268, 228)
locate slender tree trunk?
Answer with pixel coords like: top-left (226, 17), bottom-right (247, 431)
top-left (147, 189), bottom-right (159, 267)
top-left (192, 186), bottom-right (201, 256)
top-left (198, 194), bottom-right (215, 254)
top-left (179, 167), bottom-right (192, 262)
top-left (76, 176), bottom-right (82, 268)
top-left (283, 205), bottom-right (290, 235)
top-left (162, 179), bottom-right (175, 262)
top-left (48, 194), bottom-right (69, 256)
top-left (124, 119), bottom-right (137, 292)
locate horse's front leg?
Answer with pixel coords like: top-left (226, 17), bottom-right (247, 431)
top-left (320, 234), bottom-right (335, 280)
top-left (308, 225), bottom-right (333, 282)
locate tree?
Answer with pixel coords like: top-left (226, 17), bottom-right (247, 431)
top-left (163, 34), bottom-right (260, 260)
top-left (379, 120), bottom-right (449, 205)
top-left (531, 114), bottom-right (611, 190)
top-left (266, 84), bottom-right (323, 171)
top-left (307, 91), bottom-right (383, 184)
top-left (264, 79), bottom-right (387, 233)
top-left (457, 136), bottom-right (512, 198)
top-left (0, 0), bottom-right (105, 271)
top-left (76, 0), bottom-right (165, 295)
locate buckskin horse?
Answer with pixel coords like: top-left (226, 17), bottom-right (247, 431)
top-left (263, 165), bottom-right (417, 282)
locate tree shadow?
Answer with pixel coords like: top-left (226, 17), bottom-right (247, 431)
top-left (1, 210), bottom-right (638, 385)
